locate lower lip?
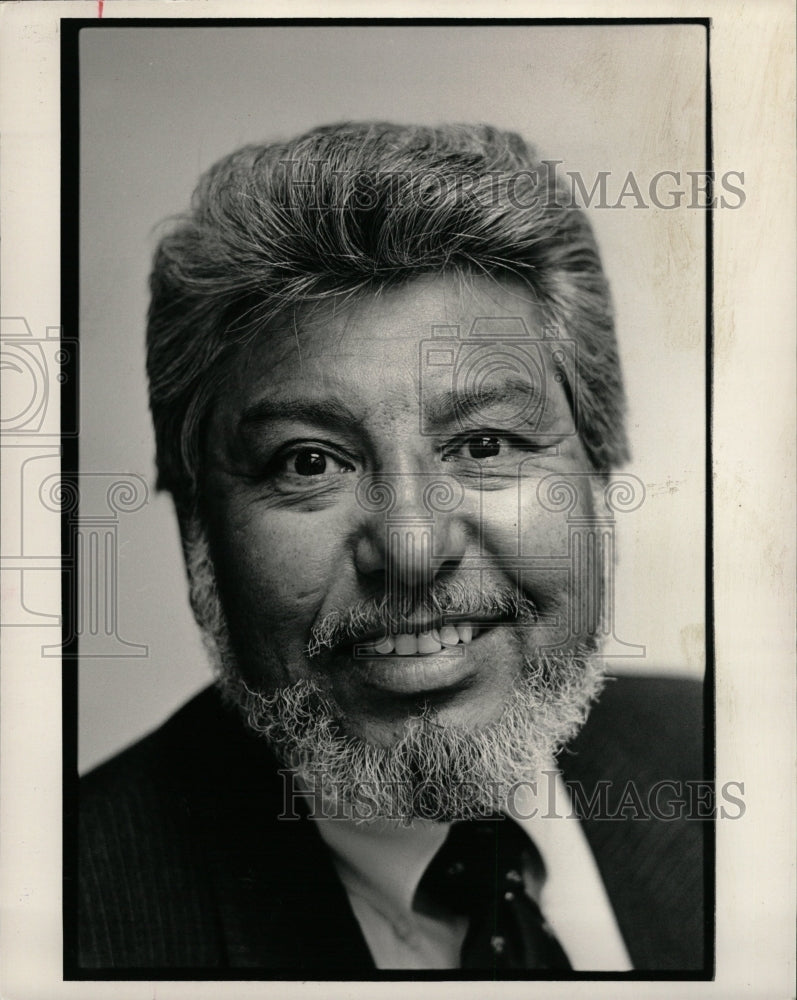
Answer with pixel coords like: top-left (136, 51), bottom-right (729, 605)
top-left (350, 645), bottom-right (479, 695)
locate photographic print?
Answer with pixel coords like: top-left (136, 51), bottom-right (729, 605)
top-left (0, 4), bottom-right (793, 999)
top-left (70, 18), bottom-right (710, 978)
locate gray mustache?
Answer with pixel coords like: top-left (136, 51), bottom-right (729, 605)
top-left (307, 581), bottom-right (538, 657)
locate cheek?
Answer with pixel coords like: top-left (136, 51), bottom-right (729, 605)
top-left (475, 483), bottom-right (573, 555)
top-left (476, 481), bottom-right (587, 617)
top-left (210, 506), bottom-right (348, 627)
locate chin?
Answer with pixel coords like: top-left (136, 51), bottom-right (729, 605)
top-left (214, 638), bottom-right (605, 823)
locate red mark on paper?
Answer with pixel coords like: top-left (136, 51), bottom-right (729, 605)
top-left (98, 0), bottom-right (104, 16)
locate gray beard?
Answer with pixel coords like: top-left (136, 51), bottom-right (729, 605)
top-left (184, 518), bottom-right (606, 823)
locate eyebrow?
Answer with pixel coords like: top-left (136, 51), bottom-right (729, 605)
top-left (424, 377), bottom-right (543, 427)
top-left (236, 376), bottom-right (546, 438)
top-left (238, 395), bottom-right (362, 434)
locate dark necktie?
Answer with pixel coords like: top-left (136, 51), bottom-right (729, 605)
top-left (416, 817), bottom-right (572, 971)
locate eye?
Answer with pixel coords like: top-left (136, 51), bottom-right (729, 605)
top-left (441, 431), bottom-right (554, 475)
top-left (263, 444), bottom-right (356, 483)
top-left (464, 435), bottom-right (502, 460)
top-left (294, 449), bottom-right (329, 476)
top-left (443, 433), bottom-right (518, 463)
top-left (287, 447), bottom-right (353, 477)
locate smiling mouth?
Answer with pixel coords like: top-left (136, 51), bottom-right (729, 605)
top-left (347, 621), bottom-right (509, 696)
top-left (331, 613), bottom-right (521, 695)
top-left (353, 622), bottom-right (491, 657)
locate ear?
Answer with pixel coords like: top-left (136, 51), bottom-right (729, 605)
top-left (173, 510), bottom-right (219, 629)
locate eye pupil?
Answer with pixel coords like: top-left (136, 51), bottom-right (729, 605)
top-left (468, 435), bottom-right (501, 459)
top-left (294, 449), bottom-right (327, 476)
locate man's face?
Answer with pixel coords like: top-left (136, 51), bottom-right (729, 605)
top-left (202, 273), bottom-right (596, 749)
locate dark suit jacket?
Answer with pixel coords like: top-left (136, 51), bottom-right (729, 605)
top-left (75, 675), bottom-right (707, 975)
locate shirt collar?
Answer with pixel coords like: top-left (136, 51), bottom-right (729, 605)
top-left (312, 811), bottom-right (450, 918)
top-left (308, 768), bottom-right (632, 970)
top-left (307, 776), bottom-right (561, 922)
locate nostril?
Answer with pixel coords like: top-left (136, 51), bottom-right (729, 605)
top-left (437, 557), bottom-right (461, 576)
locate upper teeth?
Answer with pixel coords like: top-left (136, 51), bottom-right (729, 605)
top-left (363, 624), bottom-right (477, 656)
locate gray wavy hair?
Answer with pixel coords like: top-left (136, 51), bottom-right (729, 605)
top-left (146, 121), bottom-right (629, 519)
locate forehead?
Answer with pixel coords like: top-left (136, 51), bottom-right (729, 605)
top-left (230, 273), bottom-right (550, 389)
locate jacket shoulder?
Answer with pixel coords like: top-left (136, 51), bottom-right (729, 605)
top-left (571, 673), bottom-right (705, 780)
top-left (561, 673), bottom-right (709, 972)
top-left (77, 687), bottom-right (231, 969)
top-left (77, 685), bottom-right (370, 973)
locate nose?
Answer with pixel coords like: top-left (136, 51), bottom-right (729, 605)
top-left (353, 473), bottom-right (468, 600)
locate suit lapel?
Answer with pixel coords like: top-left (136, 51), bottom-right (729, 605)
top-left (172, 690), bottom-right (375, 971)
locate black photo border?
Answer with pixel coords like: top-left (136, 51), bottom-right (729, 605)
top-left (60, 15), bottom-right (715, 983)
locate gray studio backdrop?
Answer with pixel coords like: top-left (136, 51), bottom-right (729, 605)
top-left (78, 24), bottom-right (707, 773)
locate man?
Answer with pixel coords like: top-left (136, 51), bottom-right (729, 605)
top-left (77, 122), bottom-right (705, 974)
